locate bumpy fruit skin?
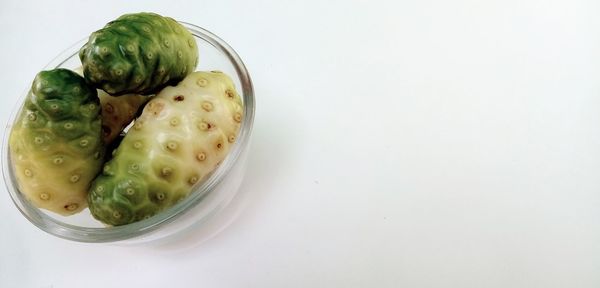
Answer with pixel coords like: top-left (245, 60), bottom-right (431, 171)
top-left (74, 67), bottom-right (149, 144)
top-left (89, 71), bottom-right (243, 225)
top-left (9, 69), bottom-right (104, 215)
top-left (79, 12), bottom-right (198, 95)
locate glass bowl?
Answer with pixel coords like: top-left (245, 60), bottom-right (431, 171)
top-left (1, 22), bottom-right (255, 244)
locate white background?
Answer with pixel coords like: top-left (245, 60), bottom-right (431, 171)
top-left (1, 0), bottom-right (600, 287)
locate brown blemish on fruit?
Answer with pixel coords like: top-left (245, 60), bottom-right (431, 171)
top-left (173, 95), bottom-right (184, 102)
top-left (225, 89), bottom-right (235, 99)
top-left (65, 203), bottom-right (79, 211)
top-left (197, 121), bottom-right (212, 131)
top-left (147, 101), bottom-right (165, 116)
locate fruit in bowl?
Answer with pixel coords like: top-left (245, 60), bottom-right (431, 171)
top-left (6, 12), bottom-right (248, 230)
top-left (9, 69), bottom-right (104, 215)
top-left (88, 71), bottom-right (242, 225)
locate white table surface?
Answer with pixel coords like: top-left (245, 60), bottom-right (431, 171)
top-left (1, 0), bottom-right (600, 287)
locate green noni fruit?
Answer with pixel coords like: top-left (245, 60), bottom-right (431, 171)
top-left (79, 12), bottom-right (198, 95)
top-left (9, 69), bottom-right (104, 215)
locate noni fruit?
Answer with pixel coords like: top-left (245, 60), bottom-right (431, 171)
top-left (88, 71), bottom-right (243, 225)
top-left (79, 12), bottom-right (198, 95)
top-left (98, 90), bottom-right (148, 144)
top-left (74, 66), bottom-right (149, 144)
top-left (9, 69), bottom-right (104, 215)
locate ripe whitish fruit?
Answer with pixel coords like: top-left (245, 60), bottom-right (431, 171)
top-left (88, 71), bottom-right (243, 225)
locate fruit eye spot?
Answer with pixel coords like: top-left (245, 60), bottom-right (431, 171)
top-left (104, 103), bottom-right (114, 113)
top-left (196, 78), bottom-right (208, 87)
top-left (196, 152), bottom-right (206, 161)
top-left (225, 90), bottom-right (235, 99)
top-left (173, 95), bottom-right (184, 101)
top-left (198, 122), bottom-right (212, 131)
top-left (234, 113), bottom-right (242, 123)
top-left (156, 193), bottom-right (165, 201)
top-left (166, 142), bottom-right (178, 150)
top-left (65, 203), bottom-right (79, 211)
top-left (69, 174), bottom-right (80, 183)
top-left (126, 188), bottom-right (135, 195)
top-left (80, 139), bottom-right (89, 147)
top-left (24, 169), bottom-right (33, 177)
top-left (39, 193), bottom-right (50, 200)
top-left (201, 101), bottom-right (213, 111)
top-left (161, 167), bottom-right (172, 176)
top-left (53, 156), bottom-right (64, 165)
top-left (64, 123), bottom-right (73, 129)
top-left (27, 113), bottom-right (37, 121)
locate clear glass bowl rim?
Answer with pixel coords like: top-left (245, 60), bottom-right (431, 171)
top-left (1, 22), bottom-right (255, 243)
